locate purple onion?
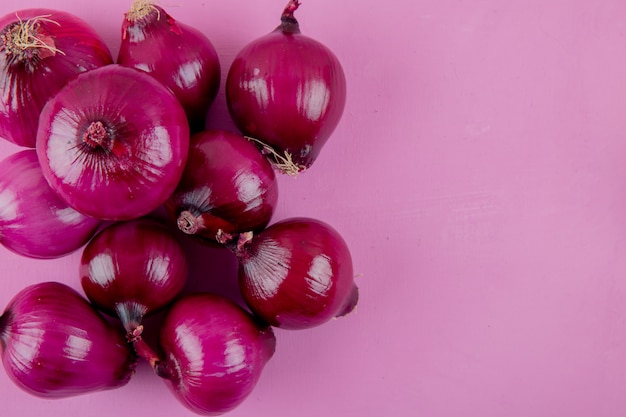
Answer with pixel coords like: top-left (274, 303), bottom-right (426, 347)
top-left (154, 293), bottom-right (276, 415)
top-left (0, 282), bottom-right (136, 398)
top-left (118, 0), bottom-right (221, 132)
top-left (36, 64), bottom-right (189, 221)
top-left (164, 130), bottom-right (278, 244)
top-left (0, 8), bottom-right (113, 147)
top-left (232, 217), bottom-right (358, 330)
top-left (80, 218), bottom-right (189, 335)
top-left (0, 149), bottom-right (101, 259)
top-left (226, 0), bottom-right (346, 174)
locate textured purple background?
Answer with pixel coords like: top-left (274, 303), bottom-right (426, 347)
top-left (2, 1), bottom-right (626, 416)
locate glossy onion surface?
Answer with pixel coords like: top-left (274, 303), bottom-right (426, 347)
top-left (118, 1), bottom-right (220, 131)
top-left (165, 130), bottom-right (278, 243)
top-left (236, 217), bottom-right (358, 329)
top-left (0, 282), bottom-right (136, 398)
top-left (36, 64), bottom-right (189, 221)
top-left (0, 8), bottom-right (113, 147)
top-left (156, 293), bottom-right (276, 415)
top-left (225, 1), bottom-right (346, 172)
top-left (0, 150), bottom-right (101, 259)
top-left (80, 218), bottom-right (189, 333)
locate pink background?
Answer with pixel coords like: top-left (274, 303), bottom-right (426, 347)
top-left (2, 0), bottom-right (626, 416)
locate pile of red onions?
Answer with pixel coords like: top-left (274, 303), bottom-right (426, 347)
top-left (0, 1), bottom-right (357, 415)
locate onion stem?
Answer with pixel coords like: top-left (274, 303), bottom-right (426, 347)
top-left (128, 325), bottom-right (163, 370)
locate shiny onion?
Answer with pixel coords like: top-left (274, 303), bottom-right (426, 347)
top-left (0, 8), bottom-right (112, 147)
top-left (0, 149), bottom-right (101, 259)
top-left (0, 282), bottom-right (136, 398)
top-left (231, 217), bottom-right (358, 330)
top-left (226, 0), bottom-right (346, 174)
top-left (118, 0), bottom-right (221, 132)
top-left (79, 218), bottom-right (189, 336)
top-left (154, 293), bottom-right (276, 415)
top-left (164, 130), bottom-right (278, 243)
top-left (36, 64), bottom-right (189, 221)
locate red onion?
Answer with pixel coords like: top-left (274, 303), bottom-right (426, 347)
top-left (0, 8), bottom-right (112, 147)
top-left (118, 1), bottom-right (220, 132)
top-left (0, 282), bottom-right (136, 398)
top-left (79, 218), bottom-right (188, 336)
top-left (153, 293), bottom-right (276, 415)
top-left (164, 130), bottom-right (278, 244)
top-left (0, 149), bottom-right (101, 259)
top-left (231, 217), bottom-right (358, 330)
top-left (36, 64), bottom-right (190, 221)
top-left (225, 0), bottom-right (346, 174)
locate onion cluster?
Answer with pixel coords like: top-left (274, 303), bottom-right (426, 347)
top-left (0, 1), bottom-right (357, 415)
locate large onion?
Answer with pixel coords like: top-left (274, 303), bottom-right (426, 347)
top-left (36, 64), bottom-right (189, 221)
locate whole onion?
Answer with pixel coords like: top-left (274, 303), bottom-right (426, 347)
top-left (0, 149), bottom-right (101, 259)
top-left (164, 130), bottom-right (278, 243)
top-left (232, 217), bottom-right (358, 330)
top-left (36, 64), bottom-right (190, 221)
top-left (0, 282), bottom-right (136, 398)
top-left (79, 218), bottom-right (189, 335)
top-left (0, 8), bottom-right (113, 147)
top-left (226, 0), bottom-right (346, 174)
top-left (118, 0), bottom-right (221, 131)
top-left (154, 293), bottom-right (276, 415)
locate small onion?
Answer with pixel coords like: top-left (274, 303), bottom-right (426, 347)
top-left (0, 149), bottom-right (101, 259)
top-left (0, 282), bottom-right (136, 398)
top-left (0, 8), bottom-right (113, 147)
top-left (154, 293), bottom-right (276, 415)
top-left (118, 0), bottom-right (221, 131)
top-left (232, 217), bottom-right (358, 330)
top-left (226, 0), bottom-right (346, 174)
top-left (36, 64), bottom-right (190, 221)
top-left (164, 130), bottom-right (278, 243)
top-left (79, 218), bottom-right (189, 335)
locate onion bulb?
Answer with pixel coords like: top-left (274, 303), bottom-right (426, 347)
top-left (0, 149), bottom-right (101, 259)
top-left (0, 282), bottom-right (136, 398)
top-left (154, 293), bottom-right (276, 415)
top-left (118, 0), bottom-right (221, 131)
top-left (231, 217), bottom-right (358, 330)
top-left (0, 8), bottom-right (112, 147)
top-left (36, 64), bottom-right (189, 221)
top-left (226, 0), bottom-right (346, 174)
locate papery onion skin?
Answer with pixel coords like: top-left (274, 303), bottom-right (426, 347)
top-left (235, 217), bottom-right (358, 330)
top-left (118, 1), bottom-right (221, 132)
top-left (36, 64), bottom-right (190, 221)
top-left (225, 0), bottom-right (346, 172)
top-left (0, 8), bottom-right (113, 147)
top-left (0, 282), bottom-right (136, 398)
top-left (156, 293), bottom-right (276, 415)
top-left (0, 150), bottom-right (101, 259)
top-left (80, 218), bottom-right (189, 333)
top-left (164, 130), bottom-right (278, 243)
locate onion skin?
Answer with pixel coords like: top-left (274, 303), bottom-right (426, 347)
top-left (36, 64), bottom-right (190, 221)
top-left (0, 150), bottom-right (101, 259)
top-left (234, 217), bottom-right (358, 330)
top-left (155, 293), bottom-right (276, 415)
top-left (225, 0), bottom-right (346, 173)
top-left (118, 2), bottom-right (220, 132)
top-left (164, 130), bottom-right (278, 243)
top-left (0, 8), bottom-right (113, 147)
top-left (79, 218), bottom-right (189, 334)
top-left (0, 282), bottom-right (136, 398)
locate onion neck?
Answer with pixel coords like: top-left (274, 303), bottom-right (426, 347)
top-left (128, 325), bottom-right (163, 371)
top-left (279, 0), bottom-right (301, 34)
